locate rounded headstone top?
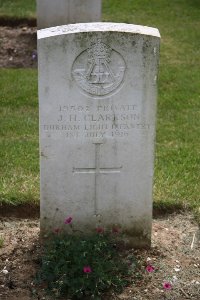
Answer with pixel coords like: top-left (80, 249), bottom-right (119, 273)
top-left (37, 22), bottom-right (160, 39)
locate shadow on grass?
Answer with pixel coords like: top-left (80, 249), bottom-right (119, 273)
top-left (0, 16), bottom-right (36, 26)
top-left (153, 201), bottom-right (184, 218)
top-left (0, 201), bottom-right (188, 220)
top-left (0, 203), bottom-right (39, 218)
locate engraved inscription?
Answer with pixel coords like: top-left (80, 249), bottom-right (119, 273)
top-left (41, 103), bottom-right (151, 140)
top-left (72, 39), bottom-right (126, 96)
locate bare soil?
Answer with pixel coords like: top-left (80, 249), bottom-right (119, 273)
top-left (0, 26), bottom-right (37, 68)
top-left (0, 213), bottom-right (199, 300)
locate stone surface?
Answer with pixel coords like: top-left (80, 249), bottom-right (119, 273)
top-left (37, 0), bottom-right (101, 29)
top-left (38, 23), bottom-right (160, 247)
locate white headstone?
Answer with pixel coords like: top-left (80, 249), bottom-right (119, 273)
top-left (38, 23), bottom-right (160, 248)
top-left (37, 0), bottom-right (101, 29)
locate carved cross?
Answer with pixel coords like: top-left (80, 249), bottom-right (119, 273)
top-left (73, 143), bottom-right (122, 215)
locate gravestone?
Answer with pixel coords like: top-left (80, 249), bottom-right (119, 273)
top-left (38, 23), bottom-right (160, 248)
top-left (37, 0), bottom-right (101, 29)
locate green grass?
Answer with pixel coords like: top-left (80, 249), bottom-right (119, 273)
top-left (0, 69), bottom-right (39, 205)
top-left (103, 0), bottom-right (200, 219)
top-left (0, 0), bottom-right (200, 220)
top-left (155, 65), bottom-right (200, 216)
top-left (0, 0), bottom-right (36, 19)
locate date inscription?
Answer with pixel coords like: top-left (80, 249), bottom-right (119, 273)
top-left (41, 103), bottom-right (151, 139)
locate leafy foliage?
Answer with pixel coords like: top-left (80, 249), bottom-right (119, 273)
top-left (36, 231), bottom-right (135, 299)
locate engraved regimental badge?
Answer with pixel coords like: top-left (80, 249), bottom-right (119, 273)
top-left (72, 39), bottom-right (126, 96)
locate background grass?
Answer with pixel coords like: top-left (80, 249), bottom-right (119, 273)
top-left (0, 0), bottom-right (36, 19)
top-left (0, 69), bottom-right (39, 204)
top-left (0, 0), bottom-right (200, 220)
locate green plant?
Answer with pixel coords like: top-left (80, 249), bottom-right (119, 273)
top-left (36, 224), bottom-right (136, 299)
top-left (0, 237), bottom-right (4, 248)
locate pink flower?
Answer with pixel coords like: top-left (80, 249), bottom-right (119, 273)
top-left (112, 227), bottom-right (120, 233)
top-left (64, 216), bottom-right (72, 224)
top-left (163, 282), bottom-right (172, 290)
top-left (146, 265), bottom-right (155, 273)
top-left (54, 228), bottom-right (60, 234)
top-left (96, 227), bottom-right (104, 234)
top-left (31, 50), bottom-right (37, 60)
top-left (83, 266), bottom-right (92, 273)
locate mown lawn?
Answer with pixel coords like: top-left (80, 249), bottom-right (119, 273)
top-left (0, 0), bottom-right (36, 19)
top-left (0, 69), bottom-right (39, 204)
top-left (0, 0), bottom-right (200, 220)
